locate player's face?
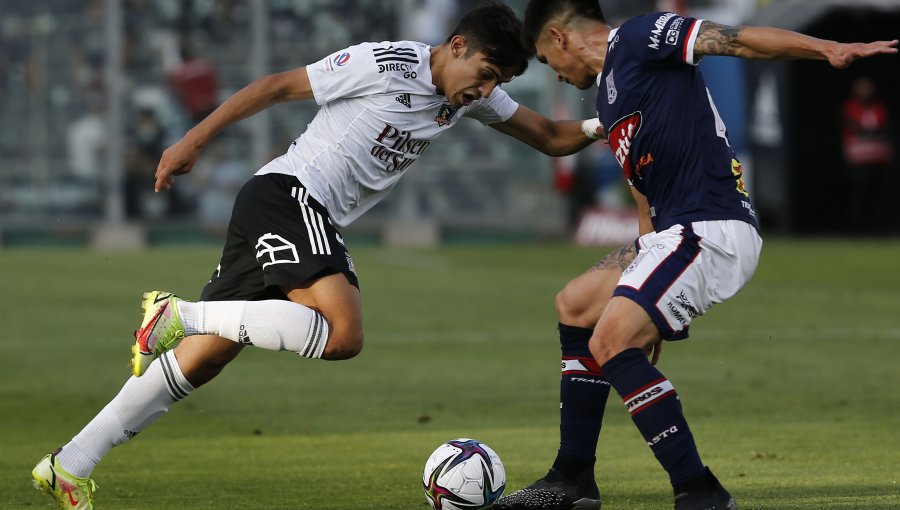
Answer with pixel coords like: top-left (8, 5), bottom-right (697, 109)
top-left (534, 29), bottom-right (596, 90)
top-left (443, 50), bottom-right (513, 109)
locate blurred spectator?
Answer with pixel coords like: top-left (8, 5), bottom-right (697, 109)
top-left (66, 92), bottom-right (107, 184)
top-left (565, 145), bottom-right (628, 231)
top-left (187, 137), bottom-right (247, 223)
top-left (840, 77), bottom-right (895, 233)
top-left (167, 43), bottom-right (219, 123)
top-left (125, 106), bottom-right (168, 219)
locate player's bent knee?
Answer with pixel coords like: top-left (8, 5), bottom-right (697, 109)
top-left (556, 282), bottom-right (606, 327)
top-left (321, 331), bottom-right (364, 360)
top-left (176, 335), bottom-right (243, 387)
top-left (556, 283), bottom-right (586, 323)
top-left (588, 335), bottom-right (617, 366)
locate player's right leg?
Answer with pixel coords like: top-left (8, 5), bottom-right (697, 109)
top-left (590, 222), bottom-right (758, 510)
top-left (495, 244), bottom-right (636, 510)
top-left (154, 277), bottom-right (360, 364)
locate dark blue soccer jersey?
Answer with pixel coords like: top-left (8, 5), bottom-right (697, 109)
top-left (596, 12), bottom-right (758, 231)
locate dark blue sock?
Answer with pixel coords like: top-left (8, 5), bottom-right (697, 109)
top-left (602, 348), bottom-right (705, 486)
top-left (555, 323), bottom-right (610, 475)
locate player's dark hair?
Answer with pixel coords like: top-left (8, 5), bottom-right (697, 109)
top-left (447, 1), bottom-right (531, 76)
top-left (522, 0), bottom-right (606, 50)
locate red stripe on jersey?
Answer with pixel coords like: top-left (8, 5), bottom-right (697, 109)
top-left (682, 19), bottom-right (698, 63)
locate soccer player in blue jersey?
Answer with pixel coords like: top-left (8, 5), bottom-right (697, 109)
top-left (495, 1), bottom-right (898, 510)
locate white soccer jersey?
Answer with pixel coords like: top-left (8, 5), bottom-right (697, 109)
top-left (255, 40), bottom-right (520, 227)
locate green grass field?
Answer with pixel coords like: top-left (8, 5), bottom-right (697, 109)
top-left (1, 240), bottom-right (899, 509)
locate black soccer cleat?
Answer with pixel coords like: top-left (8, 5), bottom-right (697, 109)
top-left (493, 467), bottom-right (601, 510)
top-left (673, 467), bottom-right (738, 510)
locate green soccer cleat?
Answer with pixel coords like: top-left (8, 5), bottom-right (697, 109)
top-left (130, 290), bottom-right (185, 377)
top-left (32, 451), bottom-right (98, 510)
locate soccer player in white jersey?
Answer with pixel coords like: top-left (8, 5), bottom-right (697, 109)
top-left (492, 1), bottom-right (898, 510)
top-left (30, 3), bottom-right (610, 509)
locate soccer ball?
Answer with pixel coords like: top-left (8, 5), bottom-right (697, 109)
top-left (422, 438), bottom-right (506, 510)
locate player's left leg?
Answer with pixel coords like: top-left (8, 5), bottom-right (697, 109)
top-left (495, 244), bottom-right (636, 510)
top-left (553, 244), bottom-right (636, 475)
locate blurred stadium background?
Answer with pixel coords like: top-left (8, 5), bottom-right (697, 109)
top-left (1, 0), bottom-right (897, 249)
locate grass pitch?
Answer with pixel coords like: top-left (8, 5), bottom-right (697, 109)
top-left (1, 240), bottom-right (899, 509)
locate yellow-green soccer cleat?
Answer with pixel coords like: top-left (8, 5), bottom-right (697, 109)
top-left (130, 290), bottom-right (185, 377)
top-left (32, 451), bottom-right (98, 510)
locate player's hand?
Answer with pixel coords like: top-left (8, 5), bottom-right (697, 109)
top-left (828, 40), bottom-right (898, 69)
top-left (154, 138), bottom-right (203, 192)
top-left (644, 340), bottom-right (663, 365)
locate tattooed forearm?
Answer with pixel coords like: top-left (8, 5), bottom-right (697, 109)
top-left (695, 21), bottom-right (744, 58)
top-left (588, 243), bottom-right (637, 273)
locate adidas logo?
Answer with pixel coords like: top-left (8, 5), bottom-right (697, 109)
top-left (395, 93), bottom-right (411, 108)
top-left (238, 325), bottom-right (253, 345)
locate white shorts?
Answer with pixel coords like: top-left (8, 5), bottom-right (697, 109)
top-left (613, 220), bottom-right (762, 340)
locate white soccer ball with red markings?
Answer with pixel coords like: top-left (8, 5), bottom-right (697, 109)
top-left (422, 438), bottom-right (506, 510)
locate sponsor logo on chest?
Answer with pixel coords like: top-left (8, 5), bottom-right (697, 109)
top-left (370, 123), bottom-right (432, 173)
top-left (374, 45), bottom-right (420, 75)
top-left (607, 112), bottom-right (643, 181)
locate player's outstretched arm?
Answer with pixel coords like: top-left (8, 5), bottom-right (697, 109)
top-left (693, 21), bottom-right (898, 69)
top-left (490, 105), bottom-right (604, 158)
top-left (155, 67), bottom-right (315, 192)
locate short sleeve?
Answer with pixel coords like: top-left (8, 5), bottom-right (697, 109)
top-left (462, 87), bottom-right (519, 125)
top-left (620, 13), bottom-right (704, 67)
top-left (307, 43), bottom-right (389, 105)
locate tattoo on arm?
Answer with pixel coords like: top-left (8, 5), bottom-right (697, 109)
top-left (588, 244), bottom-right (637, 273)
top-left (695, 21), bottom-right (743, 58)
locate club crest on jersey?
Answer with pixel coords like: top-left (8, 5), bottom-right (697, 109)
top-left (608, 112), bottom-right (643, 181)
top-left (606, 69), bottom-right (617, 104)
top-left (434, 102), bottom-right (457, 127)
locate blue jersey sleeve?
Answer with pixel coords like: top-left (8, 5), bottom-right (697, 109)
top-left (619, 12), bottom-right (704, 67)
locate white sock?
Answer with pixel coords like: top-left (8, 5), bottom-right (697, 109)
top-left (177, 300), bottom-right (330, 359)
top-left (57, 351), bottom-right (194, 477)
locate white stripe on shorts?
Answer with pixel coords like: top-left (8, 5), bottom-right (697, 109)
top-left (292, 187), bottom-right (331, 255)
